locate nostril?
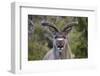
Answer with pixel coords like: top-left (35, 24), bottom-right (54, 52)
top-left (60, 46), bottom-right (63, 48)
top-left (58, 45), bottom-right (63, 48)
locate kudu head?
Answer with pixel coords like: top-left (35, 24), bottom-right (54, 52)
top-left (41, 21), bottom-right (78, 53)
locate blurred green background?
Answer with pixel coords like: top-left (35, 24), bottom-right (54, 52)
top-left (28, 15), bottom-right (88, 61)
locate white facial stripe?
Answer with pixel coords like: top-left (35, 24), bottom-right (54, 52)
top-left (57, 38), bottom-right (64, 40)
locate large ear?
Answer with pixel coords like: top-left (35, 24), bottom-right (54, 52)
top-left (62, 22), bottom-right (78, 34)
top-left (41, 21), bottom-right (59, 35)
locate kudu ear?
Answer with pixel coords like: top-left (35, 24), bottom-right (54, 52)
top-left (41, 21), bottom-right (59, 35)
top-left (62, 22), bottom-right (78, 34)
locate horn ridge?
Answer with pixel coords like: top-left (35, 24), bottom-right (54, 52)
top-left (41, 21), bottom-right (59, 32)
top-left (62, 22), bottom-right (78, 32)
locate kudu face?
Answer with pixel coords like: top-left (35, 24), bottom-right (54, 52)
top-left (53, 32), bottom-right (67, 52)
top-left (41, 21), bottom-right (78, 53)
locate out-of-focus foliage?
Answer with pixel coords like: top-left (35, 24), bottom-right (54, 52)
top-left (28, 15), bottom-right (88, 60)
top-left (69, 17), bottom-right (88, 58)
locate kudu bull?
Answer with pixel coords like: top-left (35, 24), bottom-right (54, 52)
top-left (41, 21), bottom-right (78, 60)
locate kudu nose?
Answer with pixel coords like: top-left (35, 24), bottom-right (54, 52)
top-left (57, 40), bottom-right (64, 49)
top-left (58, 45), bottom-right (63, 48)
